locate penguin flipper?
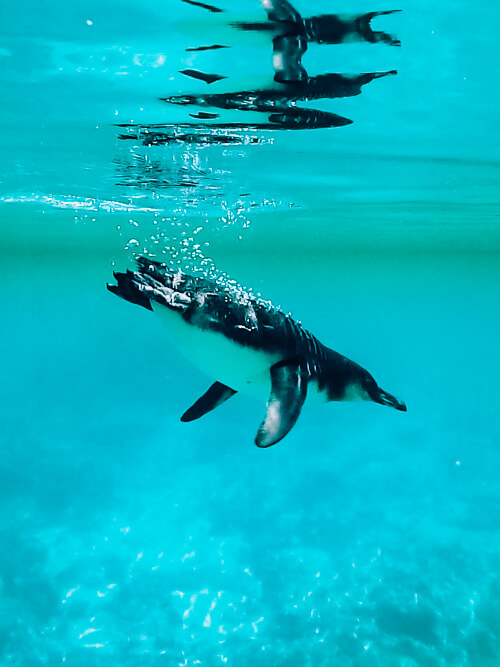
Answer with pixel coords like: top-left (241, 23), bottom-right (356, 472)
top-left (255, 360), bottom-right (307, 448)
top-left (259, 0), bottom-right (302, 23)
top-left (272, 34), bottom-right (308, 83)
top-left (181, 382), bottom-right (237, 422)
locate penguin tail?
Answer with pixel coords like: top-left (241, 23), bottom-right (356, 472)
top-left (107, 270), bottom-right (154, 311)
top-left (107, 258), bottom-right (194, 313)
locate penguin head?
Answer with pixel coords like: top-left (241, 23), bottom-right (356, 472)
top-left (342, 365), bottom-right (407, 411)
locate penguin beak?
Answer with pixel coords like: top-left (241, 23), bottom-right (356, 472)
top-left (374, 388), bottom-right (407, 411)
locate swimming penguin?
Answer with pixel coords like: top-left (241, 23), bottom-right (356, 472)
top-left (108, 258), bottom-right (406, 447)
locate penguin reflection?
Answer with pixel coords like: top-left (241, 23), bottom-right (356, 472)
top-left (182, 0), bottom-right (400, 82)
top-left (173, 0), bottom-right (401, 129)
top-left (234, 0), bottom-right (400, 83)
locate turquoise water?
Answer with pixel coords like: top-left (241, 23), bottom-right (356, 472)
top-left (1, 1), bottom-right (500, 665)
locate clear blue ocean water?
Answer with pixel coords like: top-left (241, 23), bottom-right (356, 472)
top-left (1, 1), bottom-right (500, 664)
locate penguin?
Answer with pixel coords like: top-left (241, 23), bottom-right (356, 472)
top-left (108, 257), bottom-right (406, 448)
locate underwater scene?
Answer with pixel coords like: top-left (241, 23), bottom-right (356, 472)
top-left (1, 0), bottom-right (500, 664)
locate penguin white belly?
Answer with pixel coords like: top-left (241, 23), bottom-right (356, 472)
top-left (152, 303), bottom-right (280, 396)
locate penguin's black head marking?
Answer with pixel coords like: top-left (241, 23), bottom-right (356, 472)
top-left (357, 368), bottom-right (407, 412)
top-left (337, 365), bottom-right (407, 412)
